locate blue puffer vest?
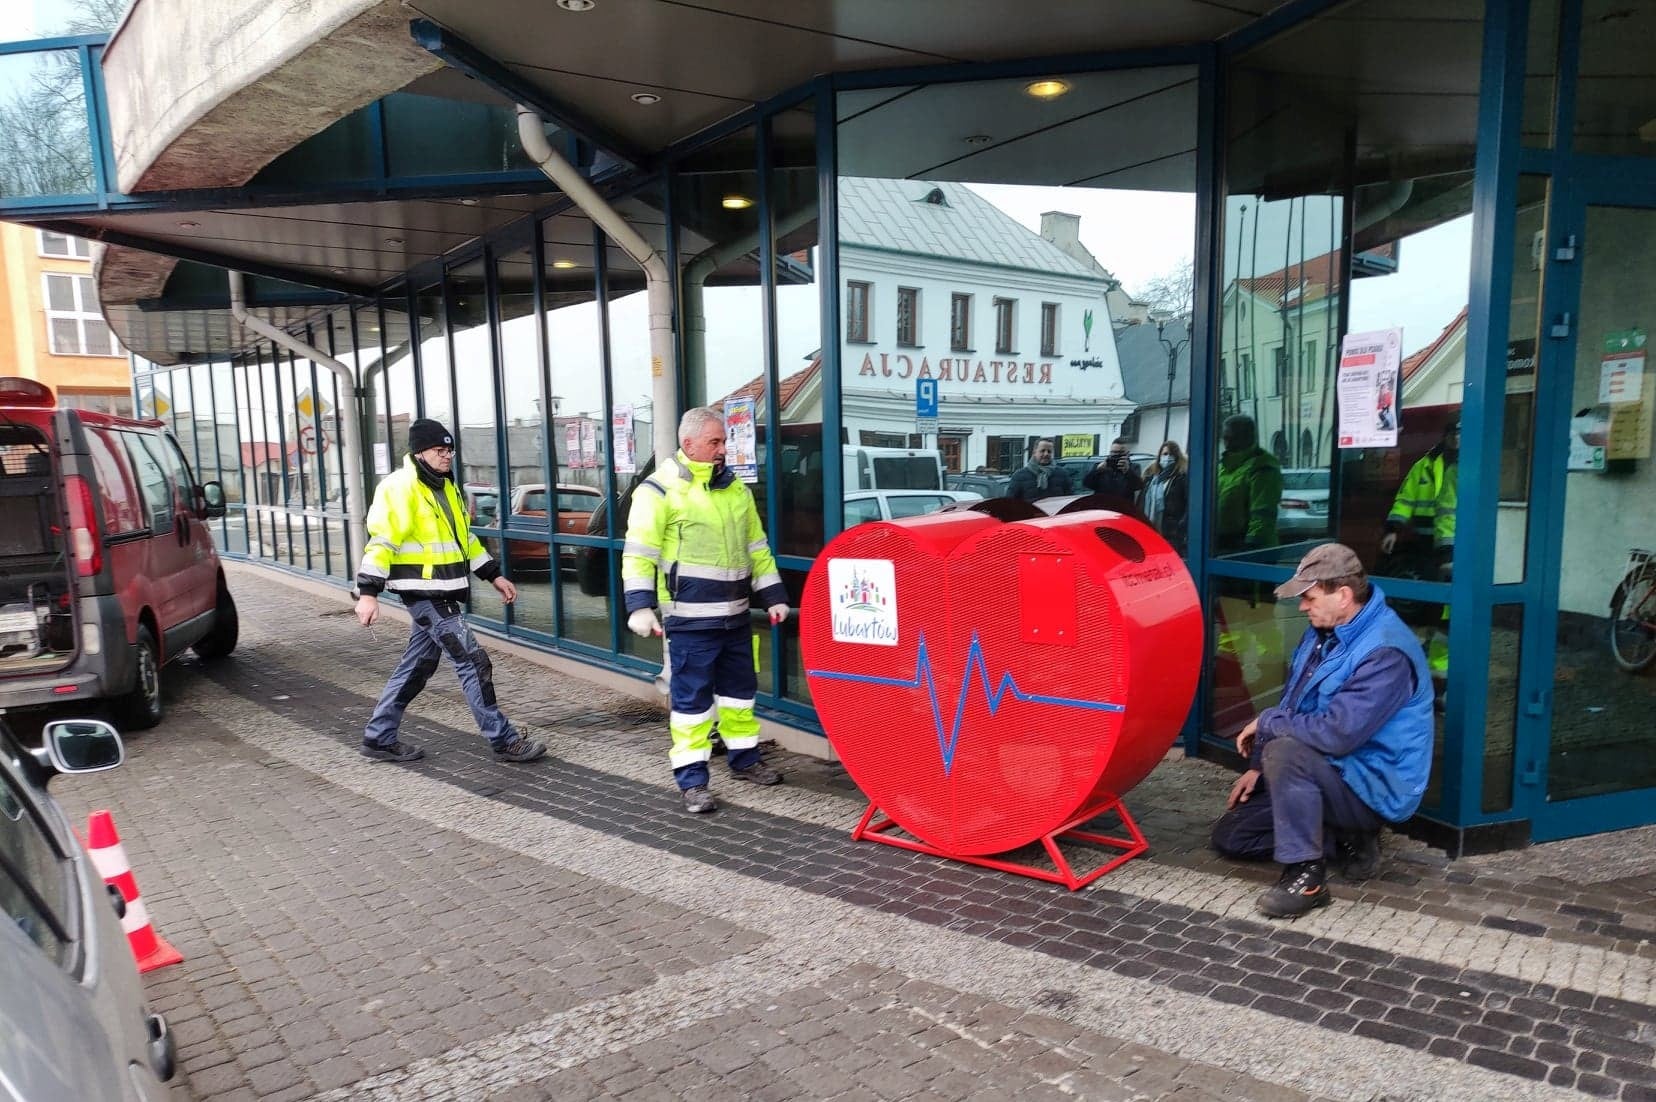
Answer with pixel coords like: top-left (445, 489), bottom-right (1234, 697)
top-left (1280, 583), bottom-right (1434, 822)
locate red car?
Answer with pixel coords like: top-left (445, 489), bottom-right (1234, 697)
top-left (503, 483), bottom-right (601, 575)
top-left (0, 377), bottom-right (235, 728)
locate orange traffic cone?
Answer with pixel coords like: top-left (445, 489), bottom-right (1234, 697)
top-left (85, 810), bottom-right (183, 974)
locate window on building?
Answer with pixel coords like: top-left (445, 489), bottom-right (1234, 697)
top-left (846, 281), bottom-right (871, 342)
top-left (994, 297), bottom-right (1016, 354)
top-left (896, 286), bottom-right (920, 347)
top-left (37, 230), bottom-right (91, 259)
top-left (1301, 339), bottom-right (1319, 390)
top-left (1040, 302), bottom-right (1060, 356)
top-left (41, 274), bottom-right (120, 357)
top-left (938, 435), bottom-right (963, 473)
top-left (1118, 412), bottom-right (1140, 442)
top-left (1271, 345), bottom-right (1288, 396)
top-left (950, 293), bottom-right (972, 351)
top-left (1239, 353), bottom-right (1255, 400)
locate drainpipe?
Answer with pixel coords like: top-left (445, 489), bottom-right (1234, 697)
top-left (516, 106), bottom-right (677, 466)
top-left (227, 271), bottom-right (367, 562)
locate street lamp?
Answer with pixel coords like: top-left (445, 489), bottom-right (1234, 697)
top-left (1155, 314), bottom-right (1191, 447)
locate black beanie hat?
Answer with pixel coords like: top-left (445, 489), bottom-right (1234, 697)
top-left (407, 418), bottom-right (453, 455)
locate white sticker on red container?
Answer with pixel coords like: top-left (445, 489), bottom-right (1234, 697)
top-left (828, 558), bottom-right (898, 645)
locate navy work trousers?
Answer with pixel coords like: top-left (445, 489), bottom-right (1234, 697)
top-left (668, 625), bottom-right (762, 790)
top-left (1210, 737), bottom-right (1383, 865)
top-left (364, 597), bottom-right (517, 749)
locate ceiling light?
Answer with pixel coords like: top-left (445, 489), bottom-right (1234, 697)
top-left (551, 258), bottom-right (578, 269)
top-left (385, 236), bottom-right (404, 245)
top-left (557, 0), bottom-right (595, 9)
top-left (177, 220), bottom-right (200, 229)
top-left (964, 134), bottom-right (992, 145)
top-left (458, 197), bottom-right (480, 206)
top-left (721, 194), bottom-right (754, 210)
top-left (331, 268), bottom-right (347, 275)
top-left (1024, 79), bottom-right (1071, 100)
top-left (630, 92), bottom-right (661, 106)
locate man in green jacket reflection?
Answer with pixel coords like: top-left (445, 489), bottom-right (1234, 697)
top-left (1216, 414), bottom-right (1283, 554)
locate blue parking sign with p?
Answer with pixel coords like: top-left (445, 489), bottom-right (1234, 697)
top-left (916, 378), bottom-right (938, 418)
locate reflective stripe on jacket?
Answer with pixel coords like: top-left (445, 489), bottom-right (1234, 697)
top-left (355, 456), bottom-right (495, 597)
top-left (620, 452), bottom-right (787, 632)
top-left (1386, 452), bottom-right (1457, 549)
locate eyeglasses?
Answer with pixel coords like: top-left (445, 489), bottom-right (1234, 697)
top-left (427, 445), bottom-right (456, 456)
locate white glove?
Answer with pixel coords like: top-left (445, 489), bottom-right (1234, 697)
top-left (768, 603), bottom-right (790, 625)
top-left (628, 609), bottom-right (663, 638)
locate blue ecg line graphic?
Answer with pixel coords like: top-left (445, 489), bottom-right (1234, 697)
top-left (807, 632), bottom-right (1124, 774)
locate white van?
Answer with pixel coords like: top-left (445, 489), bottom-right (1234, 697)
top-left (842, 445), bottom-right (944, 492)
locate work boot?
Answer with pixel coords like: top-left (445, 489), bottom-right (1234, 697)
top-left (361, 739), bottom-right (424, 763)
top-left (681, 785), bottom-right (717, 813)
top-left (492, 734), bottom-right (547, 763)
top-left (731, 762), bottom-right (783, 786)
top-left (1335, 831), bottom-right (1381, 881)
top-left (1257, 860), bottom-right (1331, 919)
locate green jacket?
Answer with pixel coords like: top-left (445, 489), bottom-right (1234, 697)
top-left (356, 456), bottom-right (497, 599)
top-left (621, 452), bottom-right (787, 632)
top-left (1386, 451), bottom-right (1457, 549)
top-left (1216, 445), bottom-right (1282, 551)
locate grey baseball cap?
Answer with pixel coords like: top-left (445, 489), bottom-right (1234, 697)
top-left (1274, 543), bottom-right (1365, 600)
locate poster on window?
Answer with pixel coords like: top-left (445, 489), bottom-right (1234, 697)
top-left (724, 396), bottom-right (759, 483)
top-left (564, 423), bottom-right (581, 468)
top-left (612, 405), bottom-right (636, 474)
top-left (1336, 327), bottom-right (1403, 449)
top-left (578, 419), bottom-right (599, 469)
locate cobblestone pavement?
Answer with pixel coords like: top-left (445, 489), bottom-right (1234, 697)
top-left (33, 561), bottom-right (1656, 1101)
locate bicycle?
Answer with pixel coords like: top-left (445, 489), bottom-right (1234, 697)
top-left (1610, 547), bottom-right (1656, 673)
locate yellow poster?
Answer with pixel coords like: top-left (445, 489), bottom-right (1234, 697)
top-left (1060, 434), bottom-right (1093, 458)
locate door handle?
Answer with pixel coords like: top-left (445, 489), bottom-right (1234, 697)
top-left (1549, 312), bottom-right (1572, 339)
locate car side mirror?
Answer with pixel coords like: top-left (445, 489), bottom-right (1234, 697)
top-left (198, 480), bottom-right (227, 519)
top-left (34, 719), bottom-right (124, 776)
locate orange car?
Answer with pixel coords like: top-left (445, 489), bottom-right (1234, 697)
top-left (503, 483), bottom-right (601, 575)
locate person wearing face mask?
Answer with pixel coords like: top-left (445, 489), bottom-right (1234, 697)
top-left (354, 418), bottom-right (547, 765)
top-left (1379, 417), bottom-right (1460, 689)
top-left (1141, 440), bottom-right (1189, 556)
top-left (622, 406), bottom-right (791, 814)
top-left (1082, 436), bottom-right (1144, 501)
top-left (1007, 438), bottom-right (1074, 502)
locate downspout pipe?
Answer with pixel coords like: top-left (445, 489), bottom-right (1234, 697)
top-left (227, 271), bottom-right (367, 562)
top-left (517, 106), bottom-right (677, 466)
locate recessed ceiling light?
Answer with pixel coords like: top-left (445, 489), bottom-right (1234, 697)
top-left (385, 236), bottom-right (404, 245)
top-left (177, 220), bottom-right (200, 229)
top-left (551, 258), bottom-right (578, 269)
top-left (721, 194), bottom-right (754, 210)
top-left (458, 197), bottom-right (480, 206)
top-left (1024, 78), bottom-right (1071, 100)
top-left (630, 92), bottom-right (661, 106)
top-left (331, 268), bottom-right (346, 275)
top-left (557, 0), bottom-right (595, 10)
top-left (964, 134), bottom-right (992, 145)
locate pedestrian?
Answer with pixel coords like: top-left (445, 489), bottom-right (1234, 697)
top-left (1082, 436), bottom-right (1144, 501)
top-left (354, 418), bottom-right (547, 764)
top-left (1208, 544), bottom-right (1433, 918)
top-left (1216, 414), bottom-right (1282, 553)
top-left (1379, 418), bottom-right (1459, 690)
top-left (1006, 438), bottom-right (1074, 503)
top-left (1141, 440), bottom-right (1189, 555)
top-left (622, 406), bottom-right (790, 813)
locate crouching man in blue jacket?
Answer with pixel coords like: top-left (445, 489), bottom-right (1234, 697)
top-left (1210, 543), bottom-right (1433, 919)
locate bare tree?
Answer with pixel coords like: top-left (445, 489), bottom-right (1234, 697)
top-left (1136, 258), bottom-right (1195, 319)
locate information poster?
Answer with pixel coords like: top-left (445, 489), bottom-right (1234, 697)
top-left (1600, 329), bottom-right (1653, 461)
top-left (612, 405), bottom-right (636, 474)
top-left (565, 423), bottom-right (581, 467)
top-left (1336, 327), bottom-right (1404, 449)
top-left (579, 419), bottom-right (598, 469)
top-left (724, 396), bottom-right (759, 483)
top-left (1060, 434), bottom-right (1094, 459)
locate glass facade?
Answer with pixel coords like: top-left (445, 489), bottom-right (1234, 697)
top-left (116, 0), bottom-right (1656, 847)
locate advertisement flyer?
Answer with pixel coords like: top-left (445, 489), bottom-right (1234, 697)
top-left (612, 405), bottom-right (636, 474)
top-left (1600, 328), bottom-right (1653, 461)
top-left (564, 423), bottom-right (581, 467)
top-left (579, 418), bottom-right (598, 469)
top-left (724, 396), bottom-right (759, 483)
top-left (1336, 327), bottom-right (1404, 449)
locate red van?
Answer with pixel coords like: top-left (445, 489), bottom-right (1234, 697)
top-left (0, 378), bottom-right (236, 729)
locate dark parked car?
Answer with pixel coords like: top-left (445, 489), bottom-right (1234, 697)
top-left (0, 714), bottom-right (177, 1100)
top-left (945, 472), bottom-right (1010, 498)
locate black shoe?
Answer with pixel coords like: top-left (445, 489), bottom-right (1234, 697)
top-left (731, 762), bottom-right (783, 786)
top-left (1257, 861), bottom-right (1331, 919)
top-left (710, 727), bottom-right (727, 757)
top-left (493, 735), bottom-right (547, 763)
top-left (361, 740), bottom-right (424, 763)
top-left (1335, 831), bottom-right (1380, 881)
top-left (681, 785), bottom-right (717, 813)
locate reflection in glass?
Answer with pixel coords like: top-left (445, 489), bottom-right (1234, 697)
top-left (1544, 204), bottom-right (1656, 803)
top-left (470, 573), bottom-right (505, 624)
top-left (779, 567), bottom-right (811, 704)
top-left (1481, 606), bottom-right (1521, 814)
top-left (542, 215), bottom-right (604, 600)
top-left (772, 106), bottom-right (825, 558)
top-left (1521, 0), bottom-right (1561, 149)
top-left (448, 260), bottom-right (496, 515)
top-left (1572, 2), bottom-right (1656, 156)
top-left (1211, 576), bottom-right (1298, 743)
top-left (0, 49), bottom-right (93, 197)
top-left (498, 245), bottom-right (550, 603)
top-left (560, 548), bottom-right (624, 654)
top-left (1495, 176), bottom-right (1548, 585)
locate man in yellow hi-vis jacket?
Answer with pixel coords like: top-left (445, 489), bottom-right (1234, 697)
top-left (1380, 420), bottom-right (1459, 683)
top-left (354, 418), bottom-right (546, 765)
top-left (623, 407), bottom-right (790, 813)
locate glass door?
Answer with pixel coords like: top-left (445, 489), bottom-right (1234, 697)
top-left (1526, 190), bottom-right (1656, 839)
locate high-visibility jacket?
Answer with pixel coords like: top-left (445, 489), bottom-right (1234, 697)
top-left (621, 451), bottom-right (787, 633)
top-left (1385, 451), bottom-right (1457, 550)
top-left (356, 457), bottom-right (498, 599)
top-left (1216, 445), bottom-right (1282, 551)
